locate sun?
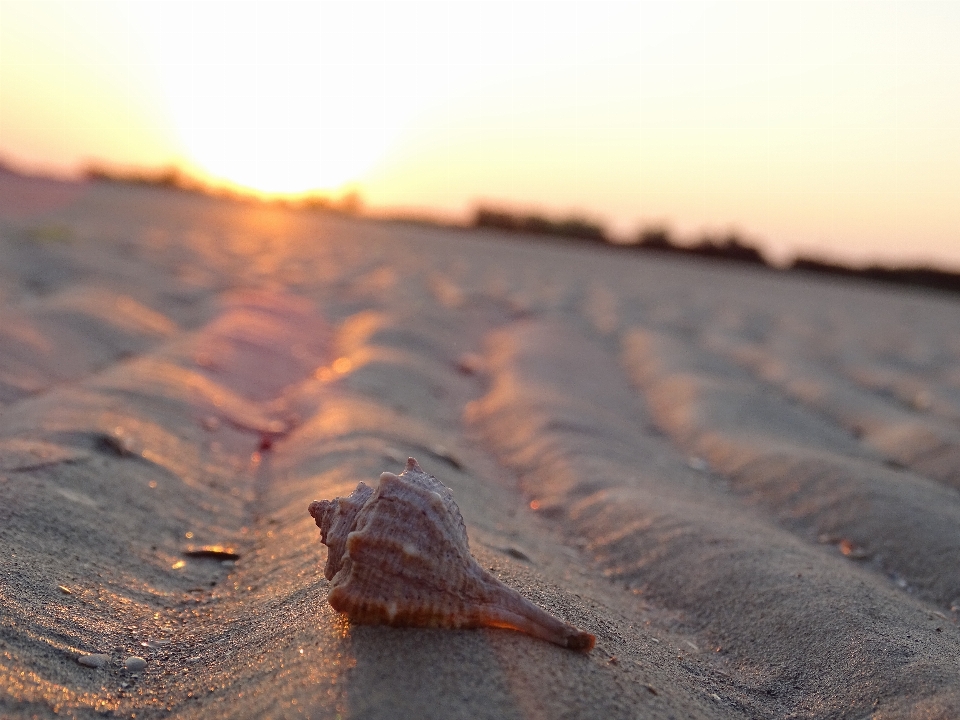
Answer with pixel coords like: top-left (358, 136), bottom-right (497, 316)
top-left (134, 4), bottom-right (398, 196)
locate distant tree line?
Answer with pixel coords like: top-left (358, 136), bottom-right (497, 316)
top-left (789, 258), bottom-right (960, 295)
top-left (473, 208), bottom-right (607, 243)
top-left (473, 205), bottom-right (960, 297)
top-left (82, 163), bottom-right (362, 214)
top-left (473, 206), bottom-right (767, 264)
top-left (5, 157), bottom-right (958, 298)
top-left (83, 164), bottom-right (194, 190)
top-left (634, 226), bottom-right (766, 265)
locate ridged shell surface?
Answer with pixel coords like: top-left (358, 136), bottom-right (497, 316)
top-left (308, 457), bottom-right (594, 651)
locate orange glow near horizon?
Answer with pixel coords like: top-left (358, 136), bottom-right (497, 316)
top-left (0, 2), bottom-right (179, 175)
top-left (2, 2), bottom-right (960, 269)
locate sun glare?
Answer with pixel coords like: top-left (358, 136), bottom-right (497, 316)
top-left (134, 4), bottom-right (402, 196)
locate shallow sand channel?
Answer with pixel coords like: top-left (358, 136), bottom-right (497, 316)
top-left (2, 176), bottom-right (960, 718)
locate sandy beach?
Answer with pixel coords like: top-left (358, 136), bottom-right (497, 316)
top-left (2, 173), bottom-right (960, 719)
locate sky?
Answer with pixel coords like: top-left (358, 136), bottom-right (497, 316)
top-left (1, 1), bottom-right (958, 269)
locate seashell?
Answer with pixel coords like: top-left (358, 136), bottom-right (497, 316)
top-left (308, 457), bottom-right (595, 651)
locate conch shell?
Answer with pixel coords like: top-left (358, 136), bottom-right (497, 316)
top-left (308, 458), bottom-right (595, 651)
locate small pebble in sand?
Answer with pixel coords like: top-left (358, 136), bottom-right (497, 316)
top-left (78, 653), bottom-right (110, 668)
top-left (124, 656), bottom-right (147, 671)
top-left (502, 546), bottom-right (532, 562)
top-left (183, 545), bottom-right (240, 561)
top-left (837, 538), bottom-right (869, 560)
top-left (97, 429), bottom-right (137, 458)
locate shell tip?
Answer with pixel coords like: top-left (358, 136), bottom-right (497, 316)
top-left (567, 631), bottom-right (596, 652)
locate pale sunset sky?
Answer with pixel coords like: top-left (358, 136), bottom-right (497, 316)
top-left (1, 1), bottom-right (958, 268)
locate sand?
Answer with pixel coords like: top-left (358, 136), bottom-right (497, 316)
top-left (1, 174), bottom-right (960, 719)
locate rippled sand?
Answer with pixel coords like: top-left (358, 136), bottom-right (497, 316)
top-left (2, 178), bottom-right (960, 718)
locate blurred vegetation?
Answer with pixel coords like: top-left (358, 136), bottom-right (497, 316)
top-left (299, 189), bottom-right (363, 215)
top-left (6, 159), bottom-right (960, 297)
top-left (473, 206), bottom-right (960, 297)
top-left (82, 163), bottom-right (363, 214)
top-left (635, 226), bottom-right (766, 265)
top-left (790, 257), bottom-right (960, 295)
top-left (474, 206), bottom-right (607, 243)
top-left (83, 164), bottom-right (197, 191)
top-left (636, 226), bottom-right (960, 295)
top-left (476, 208), bottom-right (766, 263)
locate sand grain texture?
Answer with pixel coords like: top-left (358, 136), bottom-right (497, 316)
top-left (1, 178), bottom-right (959, 718)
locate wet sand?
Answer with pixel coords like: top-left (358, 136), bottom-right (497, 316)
top-left (2, 176), bottom-right (960, 718)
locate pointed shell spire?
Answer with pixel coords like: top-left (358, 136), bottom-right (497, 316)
top-left (308, 457), bottom-right (595, 651)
